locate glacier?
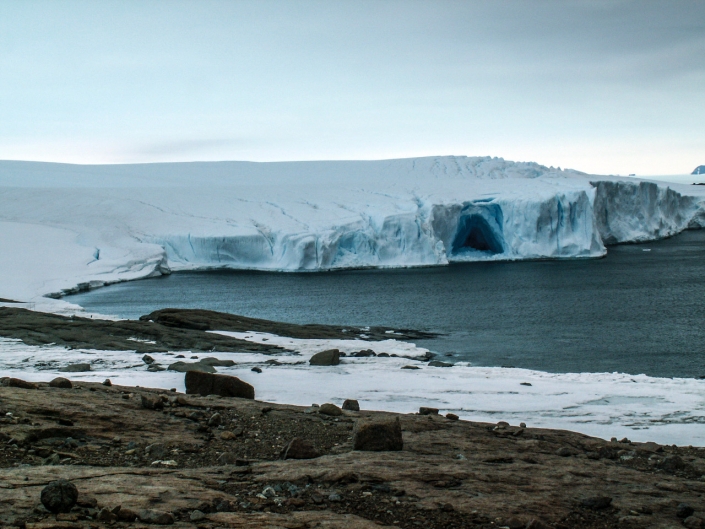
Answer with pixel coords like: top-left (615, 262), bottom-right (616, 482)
top-left (1, 156), bottom-right (705, 309)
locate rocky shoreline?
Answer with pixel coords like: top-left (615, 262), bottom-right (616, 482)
top-left (1, 372), bottom-right (704, 529)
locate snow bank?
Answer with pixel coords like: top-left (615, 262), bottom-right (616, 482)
top-left (1, 156), bottom-right (704, 306)
top-left (2, 336), bottom-right (704, 446)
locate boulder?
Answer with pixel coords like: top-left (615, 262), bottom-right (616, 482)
top-left (419, 407), bottom-right (439, 415)
top-left (401, 365), bottom-right (420, 370)
top-left (342, 399), bottom-right (360, 411)
top-left (49, 377), bottom-right (72, 389)
top-left (40, 479), bottom-right (79, 514)
top-left (6, 378), bottom-right (37, 389)
top-left (318, 403), bottom-right (343, 416)
top-left (199, 357), bottom-right (236, 367)
top-left (167, 361), bottom-right (216, 373)
top-left (309, 349), bottom-right (340, 366)
top-left (280, 437), bottom-right (320, 459)
top-left (184, 371), bottom-right (255, 399)
top-left (142, 355), bottom-right (155, 364)
top-left (59, 363), bottom-right (91, 373)
top-left (117, 507), bottom-right (138, 522)
top-left (353, 417), bottom-right (403, 451)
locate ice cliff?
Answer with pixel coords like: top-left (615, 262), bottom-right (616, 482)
top-left (1, 156), bottom-right (704, 306)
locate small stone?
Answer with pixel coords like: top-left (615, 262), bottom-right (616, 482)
top-left (342, 399), bottom-right (360, 411)
top-left (520, 382), bottom-right (532, 386)
top-left (419, 407), bottom-right (439, 415)
top-left (251, 367), bottom-right (262, 373)
top-left (318, 403), bottom-right (343, 416)
top-left (353, 417), bottom-right (403, 451)
top-left (262, 486), bottom-right (276, 498)
top-left (40, 479), bottom-right (79, 514)
top-left (526, 519), bottom-right (550, 529)
top-left (117, 507), bottom-right (138, 522)
top-left (199, 357), bottom-right (236, 367)
top-left (445, 413), bottom-right (459, 421)
top-left (377, 353), bottom-right (390, 357)
top-left (137, 509), bottom-right (175, 524)
top-left (147, 364), bottom-right (166, 372)
top-left (208, 412), bottom-right (222, 427)
top-left (190, 510), bottom-right (206, 521)
top-left (58, 363), bottom-right (91, 373)
top-left (220, 431), bottom-right (237, 440)
top-left (43, 453), bottom-right (61, 465)
top-left (660, 455), bottom-right (685, 471)
top-left (581, 496), bottom-right (612, 510)
top-left (142, 355), bottom-right (155, 364)
top-left (97, 507), bottom-right (117, 522)
top-left (520, 422), bottom-right (527, 428)
top-left (102, 378), bottom-right (112, 386)
top-left (309, 349), bottom-right (341, 366)
top-left (141, 394), bottom-right (164, 410)
top-left (677, 503), bottom-right (695, 519)
top-left (401, 365), bottom-right (420, 369)
top-left (328, 493), bottom-right (342, 502)
top-left (684, 516), bottom-right (704, 529)
top-left (49, 377), bottom-right (72, 389)
top-left (280, 437), bottom-right (320, 459)
top-left (352, 349), bottom-right (376, 357)
top-left (505, 517), bottom-right (525, 529)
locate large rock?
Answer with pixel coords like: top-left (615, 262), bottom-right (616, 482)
top-left (49, 377), bottom-right (73, 389)
top-left (342, 399), bottom-right (360, 411)
top-left (40, 479), bottom-right (79, 513)
top-left (184, 371), bottom-right (255, 399)
top-left (309, 349), bottom-right (340, 366)
top-left (5, 378), bottom-right (37, 389)
top-left (280, 437), bottom-right (320, 459)
top-left (353, 417), bottom-right (403, 451)
top-left (318, 403), bottom-right (343, 416)
top-left (167, 361), bottom-right (216, 373)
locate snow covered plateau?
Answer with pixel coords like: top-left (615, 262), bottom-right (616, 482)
top-left (2, 156), bottom-right (705, 310)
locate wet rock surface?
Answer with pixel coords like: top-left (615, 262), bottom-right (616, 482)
top-left (0, 379), bottom-right (704, 528)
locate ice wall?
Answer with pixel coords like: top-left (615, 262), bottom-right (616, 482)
top-left (1, 156), bottom-right (704, 304)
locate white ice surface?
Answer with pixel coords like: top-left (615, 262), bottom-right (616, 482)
top-left (2, 335), bottom-right (704, 446)
top-left (2, 156), bottom-right (705, 309)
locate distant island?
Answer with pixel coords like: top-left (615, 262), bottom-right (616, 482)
top-left (693, 165), bottom-right (705, 175)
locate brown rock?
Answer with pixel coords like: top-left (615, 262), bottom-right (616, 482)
top-left (117, 507), bottom-right (138, 522)
top-left (6, 378), bottom-right (37, 390)
top-left (40, 479), bottom-right (79, 514)
top-left (445, 413), bottom-right (459, 421)
top-left (309, 349), bottom-right (341, 366)
top-left (319, 403), bottom-right (343, 416)
top-left (353, 417), bottom-right (403, 451)
top-left (137, 509), bottom-right (174, 524)
top-left (141, 394), bottom-right (164, 410)
top-left (184, 371), bottom-right (255, 399)
top-left (49, 377), bottom-right (72, 389)
top-left (342, 399), bottom-right (360, 411)
top-left (280, 437), bottom-right (320, 459)
top-left (419, 407), bottom-right (439, 415)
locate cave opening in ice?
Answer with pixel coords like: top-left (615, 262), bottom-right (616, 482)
top-left (451, 204), bottom-right (505, 255)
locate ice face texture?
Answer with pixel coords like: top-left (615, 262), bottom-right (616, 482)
top-left (1, 156), bottom-right (704, 306)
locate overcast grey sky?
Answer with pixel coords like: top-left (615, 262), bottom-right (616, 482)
top-left (1, 0), bottom-right (703, 174)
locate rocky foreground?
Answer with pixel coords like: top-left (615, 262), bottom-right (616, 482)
top-left (1, 374), bottom-right (704, 529)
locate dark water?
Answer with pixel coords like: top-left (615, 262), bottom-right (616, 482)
top-left (69, 230), bottom-right (705, 378)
